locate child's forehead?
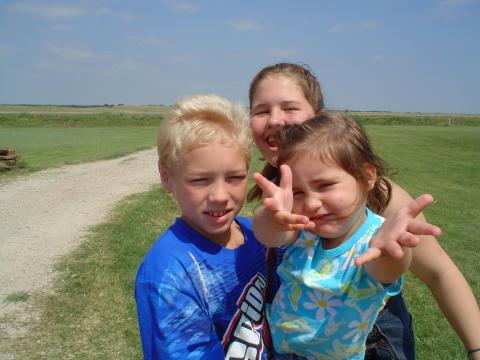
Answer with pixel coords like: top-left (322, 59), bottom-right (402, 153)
top-left (177, 142), bottom-right (247, 166)
top-left (285, 149), bottom-right (336, 166)
top-left (185, 139), bottom-right (242, 153)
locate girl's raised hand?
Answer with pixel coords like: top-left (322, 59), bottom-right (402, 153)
top-left (355, 194), bottom-right (442, 267)
top-left (253, 164), bottom-right (314, 232)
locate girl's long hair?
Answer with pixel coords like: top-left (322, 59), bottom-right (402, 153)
top-left (256, 112), bottom-right (392, 214)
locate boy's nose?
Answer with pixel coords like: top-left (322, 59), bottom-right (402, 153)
top-left (209, 182), bottom-right (229, 202)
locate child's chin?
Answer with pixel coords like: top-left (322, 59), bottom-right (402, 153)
top-left (313, 226), bottom-right (341, 239)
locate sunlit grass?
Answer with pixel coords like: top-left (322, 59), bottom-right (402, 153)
top-left (0, 124), bottom-right (478, 359)
top-left (0, 127), bottom-right (157, 175)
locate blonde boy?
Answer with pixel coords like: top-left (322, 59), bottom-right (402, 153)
top-left (135, 95), bottom-right (270, 360)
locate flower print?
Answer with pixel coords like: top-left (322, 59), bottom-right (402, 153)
top-left (340, 240), bottom-right (363, 271)
top-left (324, 317), bottom-right (345, 337)
top-left (296, 231), bottom-right (318, 261)
top-left (303, 288), bottom-right (343, 322)
top-left (326, 339), bottom-right (364, 359)
top-left (343, 306), bottom-right (375, 342)
top-left (288, 285), bottom-right (302, 311)
top-left (279, 339), bottom-right (297, 354)
top-left (278, 317), bottom-right (311, 334)
top-left (272, 287), bottom-right (287, 311)
top-left (304, 258), bottom-right (340, 285)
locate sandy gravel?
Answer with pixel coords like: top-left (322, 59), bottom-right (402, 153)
top-left (0, 148), bottom-right (159, 316)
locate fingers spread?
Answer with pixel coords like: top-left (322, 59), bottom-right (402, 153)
top-left (407, 219), bottom-right (442, 238)
top-left (355, 247), bottom-right (382, 267)
top-left (383, 241), bottom-right (405, 260)
top-left (253, 172), bottom-right (279, 197)
top-left (278, 164), bottom-right (293, 192)
top-left (406, 194), bottom-right (434, 218)
top-left (396, 232), bottom-right (421, 248)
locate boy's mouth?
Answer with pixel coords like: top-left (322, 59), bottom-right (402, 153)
top-left (205, 210), bottom-right (231, 218)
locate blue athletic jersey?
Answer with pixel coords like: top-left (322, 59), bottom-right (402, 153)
top-left (135, 216), bottom-right (270, 359)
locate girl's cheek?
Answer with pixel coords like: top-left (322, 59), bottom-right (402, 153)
top-left (251, 118), bottom-right (265, 136)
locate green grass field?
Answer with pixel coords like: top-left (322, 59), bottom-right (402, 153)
top-left (0, 112), bottom-right (162, 175)
top-left (0, 127), bottom-right (157, 173)
top-left (0, 110), bottom-right (478, 359)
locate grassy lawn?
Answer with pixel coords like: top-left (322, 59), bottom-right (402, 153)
top-left (0, 112), bottom-right (162, 175)
top-left (366, 125), bottom-right (479, 358)
top-left (0, 127), bottom-right (157, 174)
top-left (0, 119), bottom-right (478, 358)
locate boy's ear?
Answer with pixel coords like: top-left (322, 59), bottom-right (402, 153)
top-left (158, 162), bottom-right (172, 193)
top-left (364, 163), bottom-right (377, 191)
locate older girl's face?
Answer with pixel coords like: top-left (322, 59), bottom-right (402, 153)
top-left (250, 75), bottom-right (315, 166)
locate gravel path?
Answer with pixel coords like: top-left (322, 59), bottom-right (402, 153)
top-left (0, 148), bottom-right (159, 316)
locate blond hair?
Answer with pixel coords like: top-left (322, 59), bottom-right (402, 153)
top-left (158, 94), bottom-right (252, 172)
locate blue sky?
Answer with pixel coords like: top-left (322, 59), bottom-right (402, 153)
top-left (1, 0), bottom-right (479, 113)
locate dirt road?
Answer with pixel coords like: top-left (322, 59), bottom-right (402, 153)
top-left (0, 148), bottom-right (159, 316)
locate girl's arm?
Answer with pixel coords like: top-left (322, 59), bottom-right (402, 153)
top-left (252, 164), bottom-right (314, 247)
top-left (357, 194), bottom-right (440, 284)
top-left (386, 182), bottom-right (480, 355)
top-left (364, 247), bottom-right (412, 285)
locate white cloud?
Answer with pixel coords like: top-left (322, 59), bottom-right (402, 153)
top-left (161, 0), bottom-right (199, 12)
top-left (50, 24), bottom-right (72, 31)
top-left (0, 42), bottom-right (13, 60)
top-left (33, 58), bottom-right (71, 71)
top-left (13, 2), bottom-right (87, 19)
top-left (330, 24), bottom-right (344, 33)
top-left (46, 43), bottom-right (96, 61)
top-left (113, 60), bottom-right (143, 71)
top-left (438, 0), bottom-right (476, 5)
top-left (331, 21), bottom-right (379, 33)
top-left (116, 11), bottom-right (140, 21)
top-left (128, 35), bottom-right (167, 46)
top-left (168, 54), bottom-right (198, 62)
top-left (95, 6), bottom-right (111, 16)
top-left (433, 0), bottom-right (478, 18)
top-left (229, 18), bottom-right (263, 31)
top-left (357, 21), bottom-right (380, 29)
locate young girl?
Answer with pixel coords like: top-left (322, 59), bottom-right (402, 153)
top-left (253, 112), bottom-right (437, 359)
top-left (247, 62), bottom-right (480, 359)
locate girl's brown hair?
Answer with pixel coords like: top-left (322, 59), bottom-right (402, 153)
top-left (248, 62), bottom-right (325, 114)
top-left (276, 112), bottom-right (392, 213)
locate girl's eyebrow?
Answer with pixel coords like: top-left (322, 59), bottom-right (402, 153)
top-left (309, 174), bottom-right (338, 183)
top-left (251, 103), bottom-right (268, 112)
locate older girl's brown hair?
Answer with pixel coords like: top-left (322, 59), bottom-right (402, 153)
top-left (277, 112), bottom-right (392, 214)
top-left (248, 62), bottom-right (324, 114)
top-left (247, 63), bottom-right (325, 202)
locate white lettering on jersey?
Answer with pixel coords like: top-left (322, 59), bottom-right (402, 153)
top-left (223, 273), bottom-right (268, 360)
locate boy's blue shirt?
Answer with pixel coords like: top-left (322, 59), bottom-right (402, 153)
top-left (135, 216), bottom-right (270, 359)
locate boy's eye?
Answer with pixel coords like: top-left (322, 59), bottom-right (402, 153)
top-left (188, 178), bottom-right (208, 184)
top-left (228, 175), bottom-right (247, 182)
